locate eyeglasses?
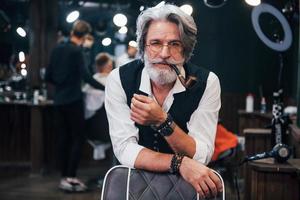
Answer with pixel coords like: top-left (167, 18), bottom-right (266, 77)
top-left (146, 41), bottom-right (183, 55)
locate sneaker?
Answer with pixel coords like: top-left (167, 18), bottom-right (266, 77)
top-left (67, 177), bottom-right (87, 192)
top-left (59, 178), bottom-right (74, 192)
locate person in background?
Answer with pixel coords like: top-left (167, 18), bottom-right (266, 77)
top-left (45, 20), bottom-right (104, 192)
top-left (83, 53), bottom-right (113, 143)
top-left (105, 4), bottom-right (222, 199)
top-left (115, 43), bottom-right (138, 67)
top-left (93, 53), bottom-right (113, 85)
top-left (82, 34), bottom-right (96, 74)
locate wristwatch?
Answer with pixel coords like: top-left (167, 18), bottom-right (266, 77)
top-left (151, 113), bottom-right (176, 136)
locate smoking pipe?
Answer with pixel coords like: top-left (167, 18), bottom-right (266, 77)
top-left (169, 64), bottom-right (197, 89)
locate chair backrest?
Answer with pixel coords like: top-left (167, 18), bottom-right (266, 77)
top-left (100, 165), bottom-right (225, 200)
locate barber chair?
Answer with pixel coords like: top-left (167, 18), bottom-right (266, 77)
top-left (100, 165), bottom-right (225, 200)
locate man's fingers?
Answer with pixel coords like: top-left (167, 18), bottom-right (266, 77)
top-left (205, 177), bottom-right (218, 197)
top-left (133, 94), bottom-right (153, 103)
top-left (192, 183), bottom-right (205, 199)
top-left (209, 170), bottom-right (223, 192)
top-left (131, 104), bottom-right (148, 117)
top-left (199, 181), bottom-right (211, 198)
top-left (131, 97), bottom-right (149, 110)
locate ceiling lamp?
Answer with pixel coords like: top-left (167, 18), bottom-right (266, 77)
top-left (245, 0), bottom-right (261, 6)
top-left (21, 63), bottom-right (26, 69)
top-left (18, 51), bottom-right (25, 62)
top-left (102, 37), bottom-right (112, 46)
top-left (118, 26), bottom-right (128, 34)
top-left (113, 13), bottom-right (127, 27)
top-left (21, 69), bottom-right (27, 76)
top-left (129, 40), bottom-right (137, 48)
top-left (180, 4), bottom-right (193, 15)
top-left (16, 27), bottom-right (26, 37)
top-left (66, 10), bottom-right (79, 23)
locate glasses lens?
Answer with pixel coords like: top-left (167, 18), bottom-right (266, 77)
top-left (147, 42), bottom-right (183, 54)
top-left (169, 42), bottom-right (182, 54)
top-left (150, 43), bottom-right (161, 52)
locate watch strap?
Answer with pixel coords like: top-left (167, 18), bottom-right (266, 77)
top-left (151, 113), bottom-right (175, 136)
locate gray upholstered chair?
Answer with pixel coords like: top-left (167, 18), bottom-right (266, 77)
top-left (100, 165), bottom-right (225, 200)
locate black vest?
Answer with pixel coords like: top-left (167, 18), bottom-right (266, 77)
top-left (119, 59), bottom-right (209, 153)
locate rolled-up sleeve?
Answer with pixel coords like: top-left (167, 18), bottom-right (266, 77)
top-left (187, 72), bottom-right (221, 164)
top-left (105, 68), bottom-right (144, 167)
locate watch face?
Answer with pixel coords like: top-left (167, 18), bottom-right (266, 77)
top-left (162, 126), bottom-right (174, 136)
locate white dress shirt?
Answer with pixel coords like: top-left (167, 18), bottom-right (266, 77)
top-left (115, 53), bottom-right (136, 68)
top-left (105, 66), bottom-right (221, 167)
top-left (82, 73), bottom-right (107, 119)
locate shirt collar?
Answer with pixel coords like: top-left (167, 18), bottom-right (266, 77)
top-left (139, 66), bottom-right (186, 96)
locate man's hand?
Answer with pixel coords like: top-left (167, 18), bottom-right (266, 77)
top-left (130, 94), bottom-right (166, 126)
top-left (179, 157), bottom-right (223, 199)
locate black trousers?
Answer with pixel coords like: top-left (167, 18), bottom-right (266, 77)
top-left (85, 106), bottom-right (110, 143)
top-left (55, 99), bottom-right (85, 178)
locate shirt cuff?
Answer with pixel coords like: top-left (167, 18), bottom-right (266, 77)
top-left (117, 143), bottom-right (145, 168)
top-left (192, 139), bottom-right (212, 165)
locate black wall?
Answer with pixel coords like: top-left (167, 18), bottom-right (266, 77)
top-left (190, 0), bottom-right (298, 101)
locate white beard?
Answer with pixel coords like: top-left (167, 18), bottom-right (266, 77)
top-left (144, 54), bottom-right (183, 85)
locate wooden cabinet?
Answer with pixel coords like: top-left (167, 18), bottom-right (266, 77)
top-left (238, 110), bottom-right (272, 135)
top-left (247, 159), bottom-right (300, 200)
top-left (0, 102), bottom-right (56, 173)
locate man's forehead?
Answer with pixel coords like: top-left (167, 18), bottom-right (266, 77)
top-left (146, 20), bottom-right (180, 40)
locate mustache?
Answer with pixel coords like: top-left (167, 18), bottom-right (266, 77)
top-left (148, 58), bottom-right (182, 66)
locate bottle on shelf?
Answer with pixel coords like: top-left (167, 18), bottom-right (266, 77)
top-left (246, 93), bottom-right (254, 112)
top-left (260, 97), bottom-right (267, 113)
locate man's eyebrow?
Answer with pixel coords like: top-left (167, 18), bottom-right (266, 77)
top-left (148, 39), bottom-right (182, 43)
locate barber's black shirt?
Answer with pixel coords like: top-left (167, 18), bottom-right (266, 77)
top-left (45, 40), bottom-right (104, 105)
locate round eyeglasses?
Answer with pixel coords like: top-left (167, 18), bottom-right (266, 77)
top-left (146, 41), bottom-right (183, 55)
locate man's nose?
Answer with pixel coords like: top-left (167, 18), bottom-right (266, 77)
top-left (159, 45), bottom-right (171, 59)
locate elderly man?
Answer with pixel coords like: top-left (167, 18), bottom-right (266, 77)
top-left (105, 4), bottom-right (222, 198)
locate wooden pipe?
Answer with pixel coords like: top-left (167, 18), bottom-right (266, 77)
top-left (169, 64), bottom-right (197, 89)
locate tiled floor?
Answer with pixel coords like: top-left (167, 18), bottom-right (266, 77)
top-left (0, 160), bottom-right (244, 200)
top-left (0, 161), bottom-right (111, 200)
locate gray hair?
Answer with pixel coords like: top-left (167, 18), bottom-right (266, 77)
top-left (136, 4), bottom-right (197, 62)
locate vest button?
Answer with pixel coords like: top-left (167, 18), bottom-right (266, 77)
top-left (154, 133), bottom-right (158, 137)
top-left (153, 146), bottom-right (159, 151)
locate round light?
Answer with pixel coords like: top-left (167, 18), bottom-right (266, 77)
top-left (245, 0), bottom-right (261, 6)
top-left (18, 51), bottom-right (25, 62)
top-left (118, 26), bottom-right (128, 34)
top-left (66, 10), bottom-right (80, 23)
top-left (180, 4), bottom-right (193, 15)
top-left (113, 13), bottom-right (127, 27)
top-left (128, 40), bottom-right (137, 48)
top-left (21, 63), bottom-right (26, 69)
top-left (21, 69), bottom-right (27, 76)
top-left (251, 3), bottom-right (292, 51)
top-left (139, 6), bottom-right (145, 11)
top-left (16, 27), bottom-right (26, 37)
top-left (102, 37), bottom-right (112, 46)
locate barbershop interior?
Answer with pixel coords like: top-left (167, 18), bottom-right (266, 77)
top-left (0, 0), bottom-right (299, 200)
